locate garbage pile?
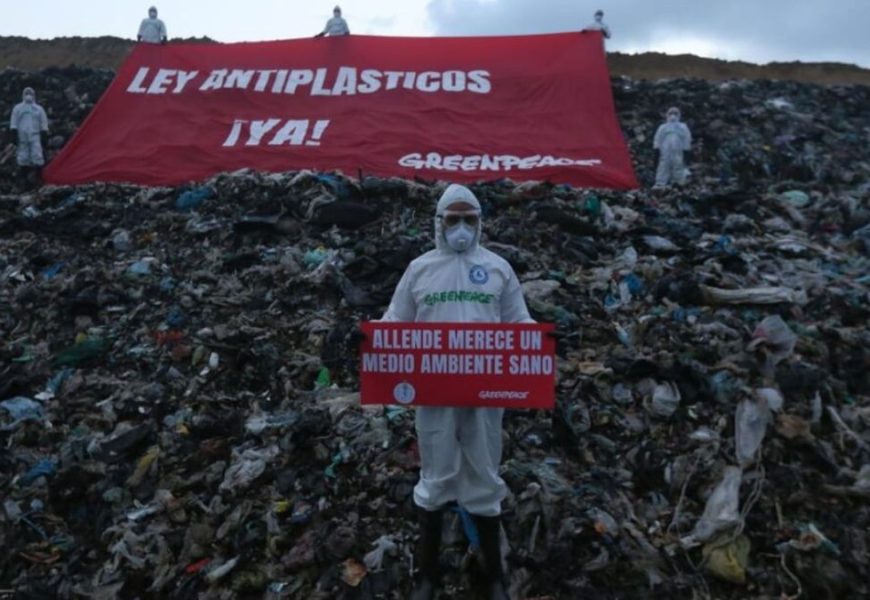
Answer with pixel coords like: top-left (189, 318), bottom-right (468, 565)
top-left (1, 68), bottom-right (869, 600)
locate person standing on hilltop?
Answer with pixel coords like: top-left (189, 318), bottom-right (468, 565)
top-left (653, 106), bottom-right (693, 188)
top-left (315, 6), bottom-right (350, 37)
top-left (138, 6), bottom-right (167, 44)
top-left (9, 86), bottom-right (48, 186)
top-left (585, 9), bottom-right (611, 40)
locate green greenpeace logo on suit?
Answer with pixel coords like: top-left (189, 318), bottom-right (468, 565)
top-left (424, 290), bottom-right (495, 306)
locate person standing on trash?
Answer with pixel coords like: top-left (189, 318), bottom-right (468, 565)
top-left (653, 106), bottom-right (692, 188)
top-left (137, 6), bottom-right (167, 44)
top-left (380, 183), bottom-right (533, 600)
top-left (314, 6), bottom-right (350, 37)
top-left (9, 86), bottom-right (49, 184)
top-left (585, 9), bottom-right (611, 40)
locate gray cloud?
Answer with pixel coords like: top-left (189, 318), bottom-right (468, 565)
top-left (425, 0), bottom-right (870, 67)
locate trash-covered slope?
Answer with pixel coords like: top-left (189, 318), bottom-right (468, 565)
top-left (1, 68), bottom-right (869, 600)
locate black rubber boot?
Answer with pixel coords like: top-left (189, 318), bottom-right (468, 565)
top-left (411, 508), bottom-right (443, 600)
top-left (474, 515), bottom-right (510, 600)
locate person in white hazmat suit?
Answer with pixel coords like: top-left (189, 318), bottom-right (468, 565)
top-left (381, 184), bottom-right (532, 600)
top-left (137, 6), bottom-right (167, 44)
top-left (9, 87), bottom-right (49, 182)
top-left (585, 9), bottom-right (611, 39)
top-left (653, 106), bottom-right (692, 188)
top-left (315, 6), bottom-right (350, 37)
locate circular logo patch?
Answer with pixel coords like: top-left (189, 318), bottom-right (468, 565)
top-left (393, 382), bottom-right (416, 405)
top-left (469, 265), bottom-right (489, 285)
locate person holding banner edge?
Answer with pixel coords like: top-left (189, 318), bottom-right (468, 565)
top-left (315, 6), bottom-right (350, 37)
top-left (379, 183), bottom-right (534, 600)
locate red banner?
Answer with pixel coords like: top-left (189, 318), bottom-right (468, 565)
top-left (44, 33), bottom-right (637, 189)
top-left (359, 322), bottom-right (555, 409)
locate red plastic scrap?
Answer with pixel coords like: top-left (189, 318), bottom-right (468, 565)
top-left (185, 558), bottom-right (211, 574)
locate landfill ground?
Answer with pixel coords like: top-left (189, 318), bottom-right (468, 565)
top-left (1, 67), bottom-right (869, 600)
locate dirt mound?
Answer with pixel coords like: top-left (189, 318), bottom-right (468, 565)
top-left (607, 52), bottom-right (870, 86)
top-left (2, 35), bottom-right (870, 85)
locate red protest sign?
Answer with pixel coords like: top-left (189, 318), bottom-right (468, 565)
top-left (44, 33), bottom-right (637, 188)
top-left (359, 322), bottom-right (555, 409)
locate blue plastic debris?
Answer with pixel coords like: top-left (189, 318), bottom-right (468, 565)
top-left (623, 273), bottom-right (645, 295)
top-left (159, 276), bottom-right (176, 292)
top-left (165, 307), bottom-right (188, 328)
top-left (46, 369), bottom-right (74, 395)
top-left (41, 262), bottom-right (65, 280)
top-left (716, 235), bottom-right (737, 255)
top-left (176, 186), bottom-right (215, 211)
top-left (127, 260), bottom-right (152, 276)
top-left (19, 459), bottom-right (57, 486)
top-left (1, 397), bottom-right (44, 430)
top-left (315, 174), bottom-right (353, 200)
top-left (451, 505), bottom-right (481, 550)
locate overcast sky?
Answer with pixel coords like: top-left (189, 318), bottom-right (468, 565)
top-left (3, 0), bottom-right (868, 67)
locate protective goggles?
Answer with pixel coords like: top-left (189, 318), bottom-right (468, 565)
top-left (441, 213), bottom-right (480, 228)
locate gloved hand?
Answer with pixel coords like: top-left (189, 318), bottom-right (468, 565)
top-left (314, 32), bottom-right (326, 38)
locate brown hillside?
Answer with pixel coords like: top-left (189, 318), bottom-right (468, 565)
top-left (1, 35), bottom-right (869, 85)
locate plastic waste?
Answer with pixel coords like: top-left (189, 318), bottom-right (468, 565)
top-left (315, 367), bottom-right (331, 389)
top-left (245, 411), bottom-right (301, 435)
top-left (204, 556), bottom-right (239, 583)
top-left (451, 505), bottom-right (481, 549)
top-left (749, 315), bottom-right (798, 373)
top-left (220, 445), bottom-right (279, 491)
top-left (649, 381), bottom-right (681, 418)
top-left (112, 229), bottom-right (133, 253)
top-left (1, 396), bottom-right (44, 430)
top-left (703, 534), bottom-right (751, 583)
top-left (127, 259), bottom-right (153, 276)
top-left (642, 235), bottom-right (679, 252)
top-left (303, 248), bottom-right (330, 270)
top-left (685, 466), bottom-right (742, 545)
top-left (779, 190), bottom-right (811, 208)
top-left (780, 523), bottom-right (841, 556)
top-left (19, 458), bottom-right (58, 486)
top-left (341, 558), bottom-right (367, 587)
top-left (735, 396), bottom-right (771, 467)
top-left (587, 508), bottom-right (619, 536)
top-left (363, 535), bottom-right (397, 571)
top-left (40, 262), bottom-right (65, 280)
top-left (583, 194), bottom-right (602, 218)
top-left (51, 337), bottom-right (108, 367)
top-left (701, 285), bottom-right (808, 305)
top-left (176, 186), bottom-right (215, 211)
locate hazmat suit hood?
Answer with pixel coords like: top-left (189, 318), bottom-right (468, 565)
top-left (667, 107), bottom-right (681, 122)
top-left (149, 6), bottom-right (158, 17)
top-left (22, 87), bottom-right (35, 102)
top-left (434, 184), bottom-right (482, 254)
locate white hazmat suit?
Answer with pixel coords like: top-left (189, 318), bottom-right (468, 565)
top-left (586, 10), bottom-right (611, 39)
top-left (381, 184), bottom-right (533, 517)
top-left (653, 107), bottom-right (692, 187)
top-left (138, 7), bottom-right (167, 44)
top-left (320, 7), bottom-right (350, 36)
top-left (9, 87), bottom-right (48, 167)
